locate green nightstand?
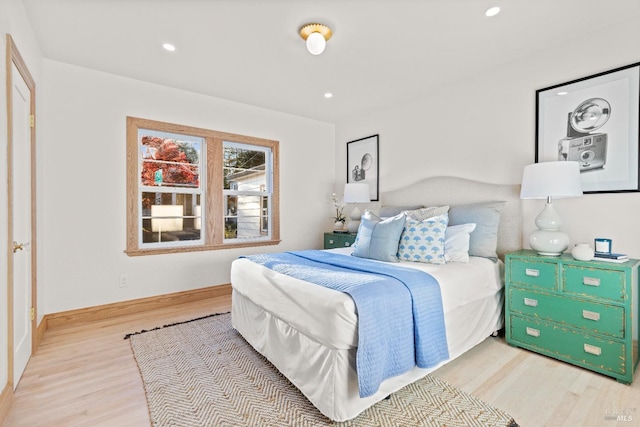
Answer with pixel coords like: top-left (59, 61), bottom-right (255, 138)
top-left (324, 232), bottom-right (357, 249)
top-left (505, 249), bottom-right (640, 384)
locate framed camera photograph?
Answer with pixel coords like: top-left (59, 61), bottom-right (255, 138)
top-left (347, 134), bottom-right (379, 201)
top-left (535, 62), bottom-right (640, 193)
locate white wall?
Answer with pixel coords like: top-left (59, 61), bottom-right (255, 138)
top-left (41, 60), bottom-right (335, 313)
top-left (335, 16), bottom-right (640, 258)
top-left (0, 0), bottom-right (43, 396)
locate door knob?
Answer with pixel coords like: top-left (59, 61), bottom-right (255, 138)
top-left (13, 241), bottom-right (25, 253)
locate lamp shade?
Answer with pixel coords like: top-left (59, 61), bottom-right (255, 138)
top-left (520, 161), bottom-right (583, 199)
top-left (343, 183), bottom-right (370, 203)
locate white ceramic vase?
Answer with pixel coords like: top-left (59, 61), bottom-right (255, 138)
top-left (571, 243), bottom-right (594, 261)
top-left (333, 221), bottom-right (344, 231)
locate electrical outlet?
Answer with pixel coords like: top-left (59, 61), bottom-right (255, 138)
top-left (119, 274), bottom-right (128, 288)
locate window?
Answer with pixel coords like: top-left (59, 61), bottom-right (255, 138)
top-left (139, 130), bottom-right (204, 247)
top-left (126, 117), bottom-right (279, 255)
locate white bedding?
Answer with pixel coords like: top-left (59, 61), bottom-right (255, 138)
top-left (231, 248), bottom-right (505, 421)
top-left (231, 247), bottom-right (503, 350)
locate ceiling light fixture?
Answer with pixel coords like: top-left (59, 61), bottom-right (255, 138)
top-left (485, 6), bottom-right (501, 17)
top-left (324, 92), bottom-right (333, 98)
top-left (299, 23), bottom-right (332, 55)
top-left (162, 43), bottom-right (176, 52)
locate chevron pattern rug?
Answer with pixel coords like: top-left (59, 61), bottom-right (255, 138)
top-left (128, 312), bottom-right (518, 427)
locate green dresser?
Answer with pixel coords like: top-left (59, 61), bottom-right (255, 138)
top-left (505, 249), bottom-right (640, 384)
top-left (324, 232), bottom-right (357, 249)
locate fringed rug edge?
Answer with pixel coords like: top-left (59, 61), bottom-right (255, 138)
top-left (123, 311), bottom-right (230, 340)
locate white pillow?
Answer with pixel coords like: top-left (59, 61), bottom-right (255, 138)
top-left (445, 223), bottom-right (476, 263)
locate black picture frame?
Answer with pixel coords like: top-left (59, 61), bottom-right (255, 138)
top-left (347, 134), bottom-right (379, 201)
top-left (535, 62), bottom-right (640, 194)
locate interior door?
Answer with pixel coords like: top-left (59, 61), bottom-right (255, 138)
top-left (8, 45), bottom-right (36, 389)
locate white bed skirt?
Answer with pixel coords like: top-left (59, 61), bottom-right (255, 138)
top-left (231, 288), bottom-right (504, 422)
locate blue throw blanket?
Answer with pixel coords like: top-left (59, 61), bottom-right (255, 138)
top-left (244, 250), bottom-right (449, 398)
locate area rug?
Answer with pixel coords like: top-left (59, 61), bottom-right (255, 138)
top-left (127, 312), bottom-right (518, 427)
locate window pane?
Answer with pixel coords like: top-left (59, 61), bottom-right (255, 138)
top-left (261, 196), bottom-right (268, 235)
top-left (140, 131), bottom-right (202, 188)
top-left (141, 192), bottom-right (201, 243)
top-left (223, 146), bottom-right (266, 190)
top-left (224, 217), bottom-right (237, 239)
top-left (224, 194), bottom-right (269, 240)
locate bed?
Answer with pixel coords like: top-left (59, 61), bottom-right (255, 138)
top-left (231, 176), bottom-right (522, 421)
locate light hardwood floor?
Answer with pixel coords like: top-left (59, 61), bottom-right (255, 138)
top-left (4, 295), bottom-right (640, 426)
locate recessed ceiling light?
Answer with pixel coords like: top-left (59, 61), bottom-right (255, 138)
top-left (162, 43), bottom-right (176, 52)
top-left (324, 93), bottom-right (333, 98)
top-left (485, 6), bottom-right (500, 17)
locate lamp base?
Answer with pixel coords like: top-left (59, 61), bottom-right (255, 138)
top-left (347, 205), bottom-right (363, 234)
top-left (529, 229), bottom-right (570, 256)
top-left (536, 251), bottom-right (564, 257)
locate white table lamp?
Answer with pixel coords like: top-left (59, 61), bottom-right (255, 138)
top-left (344, 183), bottom-right (370, 233)
top-left (520, 161), bottom-right (582, 256)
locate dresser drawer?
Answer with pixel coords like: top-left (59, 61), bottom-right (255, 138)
top-left (324, 233), bottom-right (356, 249)
top-left (508, 259), bottom-right (558, 290)
top-left (563, 265), bottom-right (626, 302)
top-left (508, 288), bottom-right (625, 339)
top-left (509, 316), bottom-right (626, 375)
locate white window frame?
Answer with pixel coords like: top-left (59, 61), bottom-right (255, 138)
top-left (222, 141), bottom-right (272, 243)
top-left (138, 129), bottom-right (205, 249)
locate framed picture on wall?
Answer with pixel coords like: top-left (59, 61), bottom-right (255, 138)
top-left (347, 134), bottom-right (379, 201)
top-left (535, 61), bottom-right (640, 193)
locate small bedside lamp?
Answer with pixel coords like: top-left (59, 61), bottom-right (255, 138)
top-left (520, 161), bottom-right (582, 256)
top-left (344, 183), bottom-right (370, 233)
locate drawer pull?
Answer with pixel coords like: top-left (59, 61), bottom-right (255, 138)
top-left (525, 327), bottom-right (540, 337)
top-left (525, 268), bottom-right (540, 277)
top-left (329, 239), bottom-right (334, 244)
top-left (344, 242), bottom-right (351, 247)
top-left (583, 277), bottom-right (600, 287)
top-left (524, 298), bottom-right (538, 307)
top-left (584, 344), bottom-right (602, 356)
top-left (582, 310), bottom-right (601, 321)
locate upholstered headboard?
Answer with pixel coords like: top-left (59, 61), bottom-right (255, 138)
top-left (380, 176), bottom-right (522, 258)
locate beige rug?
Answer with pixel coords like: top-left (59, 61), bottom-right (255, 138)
top-left (128, 313), bottom-right (518, 427)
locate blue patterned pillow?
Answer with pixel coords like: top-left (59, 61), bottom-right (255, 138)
top-left (397, 214), bottom-right (449, 264)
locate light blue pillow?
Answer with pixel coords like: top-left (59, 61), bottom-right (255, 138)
top-left (397, 214), bottom-right (449, 264)
top-left (448, 202), bottom-right (505, 262)
top-left (352, 211), bottom-right (406, 262)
